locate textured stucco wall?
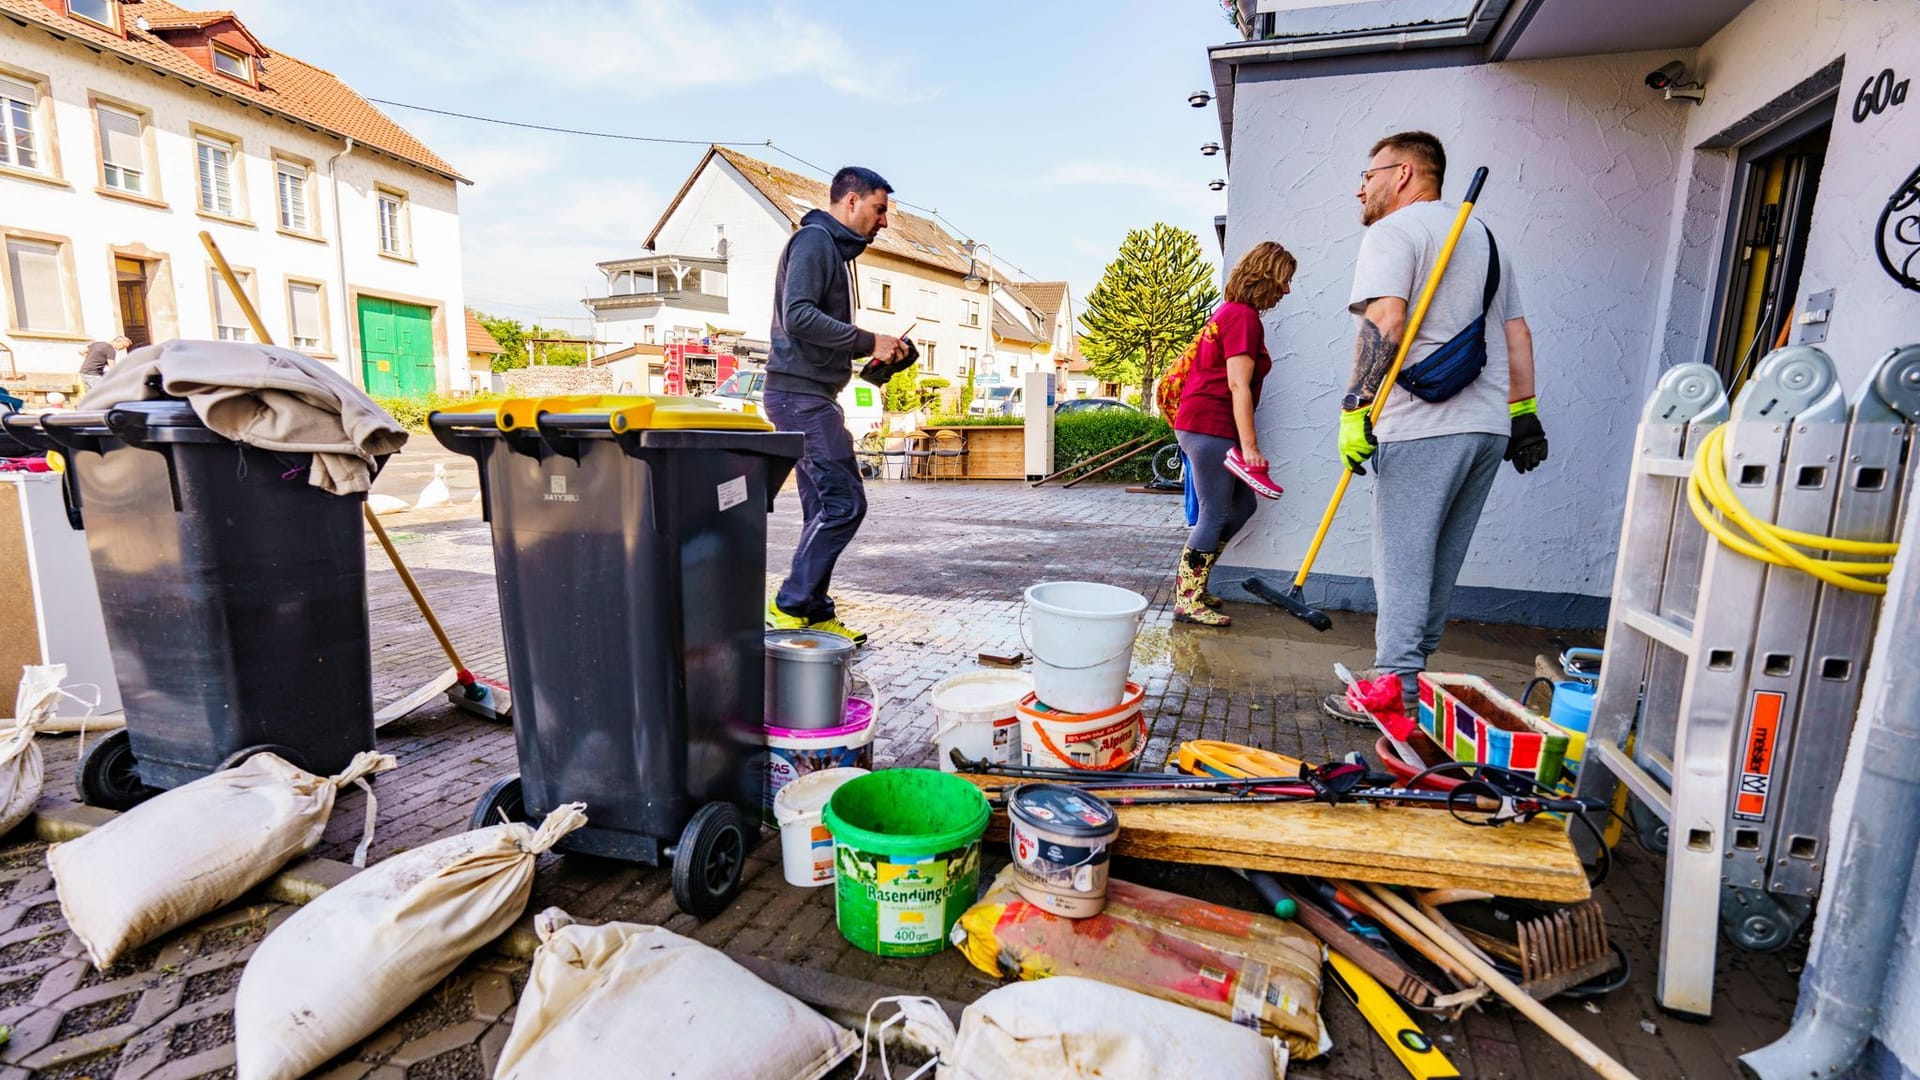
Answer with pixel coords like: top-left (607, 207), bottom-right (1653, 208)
top-left (1215, 50), bottom-right (1692, 622)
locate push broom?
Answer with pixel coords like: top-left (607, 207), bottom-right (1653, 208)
top-left (1249, 166), bottom-right (1490, 632)
top-left (200, 232), bottom-right (511, 723)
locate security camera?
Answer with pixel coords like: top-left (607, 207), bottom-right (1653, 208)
top-left (1645, 61), bottom-right (1688, 90)
top-left (1189, 90), bottom-right (1212, 108)
top-left (1646, 60), bottom-right (1705, 103)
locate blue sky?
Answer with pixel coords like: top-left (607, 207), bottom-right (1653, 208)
top-left (233, 0), bottom-right (1240, 334)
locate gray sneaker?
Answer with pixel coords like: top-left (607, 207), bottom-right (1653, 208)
top-left (1319, 692), bottom-right (1374, 727)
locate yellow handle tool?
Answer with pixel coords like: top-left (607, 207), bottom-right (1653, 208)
top-left (1326, 950), bottom-right (1461, 1079)
top-left (1291, 167), bottom-right (1492, 595)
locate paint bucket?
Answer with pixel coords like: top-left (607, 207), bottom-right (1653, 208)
top-left (773, 766), bottom-right (868, 888)
top-left (765, 629), bottom-right (857, 730)
top-left (1019, 682), bottom-right (1145, 772)
top-left (1549, 681), bottom-right (1595, 768)
top-left (1021, 582), bottom-right (1147, 714)
top-left (1006, 783), bottom-right (1119, 918)
top-left (822, 768), bottom-right (990, 957)
top-left (763, 698), bottom-right (877, 824)
top-left (932, 669), bottom-right (1033, 772)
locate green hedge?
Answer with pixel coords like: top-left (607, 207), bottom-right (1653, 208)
top-left (374, 393), bottom-right (503, 433)
top-left (1053, 411), bottom-right (1173, 483)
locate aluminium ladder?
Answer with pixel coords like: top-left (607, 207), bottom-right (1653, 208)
top-left (1575, 344), bottom-right (1920, 1017)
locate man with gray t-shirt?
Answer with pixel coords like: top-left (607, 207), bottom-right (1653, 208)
top-left (1323, 131), bottom-right (1549, 725)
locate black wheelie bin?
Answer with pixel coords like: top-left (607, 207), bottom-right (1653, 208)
top-left (4, 401), bottom-right (381, 807)
top-left (431, 395), bottom-right (801, 918)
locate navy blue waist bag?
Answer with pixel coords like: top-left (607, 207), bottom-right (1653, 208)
top-left (1396, 226), bottom-right (1499, 403)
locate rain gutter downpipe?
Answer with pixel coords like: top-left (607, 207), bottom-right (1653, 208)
top-left (326, 137), bottom-right (356, 386)
top-left (1744, 484), bottom-right (1920, 1078)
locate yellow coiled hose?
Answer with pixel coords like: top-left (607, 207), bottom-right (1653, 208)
top-left (1686, 424), bottom-right (1901, 595)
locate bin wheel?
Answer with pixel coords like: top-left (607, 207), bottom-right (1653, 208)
top-left (672, 803), bottom-right (749, 919)
top-left (217, 744), bottom-right (311, 773)
top-left (470, 775), bottom-right (527, 830)
top-left (76, 730), bottom-right (157, 810)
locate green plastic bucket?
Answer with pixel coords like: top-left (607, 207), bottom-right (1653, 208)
top-left (822, 768), bottom-right (991, 957)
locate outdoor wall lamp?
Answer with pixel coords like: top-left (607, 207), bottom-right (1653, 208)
top-left (1189, 90), bottom-right (1212, 107)
top-left (962, 241), bottom-right (994, 292)
top-left (1646, 60), bottom-right (1706, 103)
top-left (1201, 142), bottom-right (1221, 156)
top-left (1208, 179), bottom-right (1227, 191)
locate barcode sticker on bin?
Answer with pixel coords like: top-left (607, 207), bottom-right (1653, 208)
top-left (717, 475), bottom-right (748, 512)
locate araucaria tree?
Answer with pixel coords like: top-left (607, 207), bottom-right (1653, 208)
top-left (1080, 224), bottom-right (1219, 414)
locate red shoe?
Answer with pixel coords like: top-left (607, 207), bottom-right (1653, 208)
top-left (1225, 448), bottom-right (1283, 500)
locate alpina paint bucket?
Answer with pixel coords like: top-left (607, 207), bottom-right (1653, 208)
top-left (1018, 682), bottom-right (1146, 772)
top-left (763, 698), bottom-right (876, 824)
top-left (1007, 783), bottom-right (1119, 918)
top-left (931, 669), bottom-right (1033, 772)
top-left (773, 766), bottom-right (868, 888)
top-left (822, 769), bottom-right (990, 957)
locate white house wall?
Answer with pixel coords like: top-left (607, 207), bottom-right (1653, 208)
top-left (0, 26), bottom-right (464, 386)
top-left (637, 161), bottom-right (787, 342)
top-left (1216, 49), bottom-right (1692, 625)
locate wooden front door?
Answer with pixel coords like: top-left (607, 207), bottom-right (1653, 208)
top-left (357, 297), bottom-right (436, 397)
top-left (115, 257), bottom-right (151, 348)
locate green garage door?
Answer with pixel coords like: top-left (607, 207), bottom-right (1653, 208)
top-left (357, 297), bottom-right (437, 397)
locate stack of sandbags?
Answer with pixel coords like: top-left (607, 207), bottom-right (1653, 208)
top-left (494, 909), bottom-right (859, 1079)
top-left (234, 804), bottom-right (588, 1080)
top-left (49, 750), bottom-right (395, 968)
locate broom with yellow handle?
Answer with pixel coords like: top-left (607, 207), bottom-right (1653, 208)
top-left (199, 231), bottom-right (509, 723)
top-left (1247, 166), bottom-right (1490, 631)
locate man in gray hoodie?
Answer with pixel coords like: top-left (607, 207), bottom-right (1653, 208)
top-left (764, 165), bottom-right (906, 645)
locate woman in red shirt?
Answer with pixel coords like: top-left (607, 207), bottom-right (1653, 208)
top-left (1170, 241), bottom-right (1296, 626)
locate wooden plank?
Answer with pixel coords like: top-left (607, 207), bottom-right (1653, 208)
top-left (961, 774), bottom-right (1589, 903)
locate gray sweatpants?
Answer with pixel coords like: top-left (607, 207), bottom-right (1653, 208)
top-left (1371, 432), bottom-right (1507, 679)
top-left (1176, 429), bottom-right (1257, 551)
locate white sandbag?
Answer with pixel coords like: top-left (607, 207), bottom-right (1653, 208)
top-left (234, 804), bottom-right (588, 1080)
top-left (49, 749), bottom-right (395, 969)
top-left (494, 909), bottom-right (859, 1080)
top-left (936, 977), bottom-right (1288, 1080)
top-left (0, 664), bottom-right (68, 836)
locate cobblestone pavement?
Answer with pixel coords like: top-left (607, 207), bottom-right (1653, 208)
top-left (2, 448), bottom-right (1803, 1078)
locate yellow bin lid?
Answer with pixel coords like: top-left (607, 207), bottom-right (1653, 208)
top-left (490, 394), bottom-right (773, 434)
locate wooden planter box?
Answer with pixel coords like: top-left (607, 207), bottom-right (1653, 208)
top-left (917, 424), bottom-right (1024, 479)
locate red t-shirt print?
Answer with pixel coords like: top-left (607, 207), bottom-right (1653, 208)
top-left (1174, 302), bottom-right (1270, 441)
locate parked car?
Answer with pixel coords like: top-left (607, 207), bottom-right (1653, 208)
top-left (968, 385), bottom-right (1025, 418)
top-left (707, 370), bottom-right (765, 410)
top-left (1055, 397), bottom-right (1138, 415)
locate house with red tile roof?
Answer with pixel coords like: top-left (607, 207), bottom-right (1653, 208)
top-left (0, 0), bottom-right (471, 394)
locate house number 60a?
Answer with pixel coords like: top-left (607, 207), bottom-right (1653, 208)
top-left (1854, 68), bottom-right (1910, 123)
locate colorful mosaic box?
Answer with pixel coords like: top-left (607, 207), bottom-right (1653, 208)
top-left (1417, 673), bottom-right (1571, 788)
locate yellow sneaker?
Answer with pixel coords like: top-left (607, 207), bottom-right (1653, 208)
top-left (765, 599), bottom-right (808, 631)
top-left (807, 615), bottom-right (869, 647)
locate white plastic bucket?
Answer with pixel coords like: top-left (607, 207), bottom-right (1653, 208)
top-left (774, 766), bottom-right (869, 887)
top-left (1022, 582), bottom-right (1147, 714)
top-left (1019, 683), bottom-right (1146, 771)
top-left (932, 669), bottom-right (1034, 773)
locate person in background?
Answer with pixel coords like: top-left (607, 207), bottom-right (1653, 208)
top-left (78, 336), bottom-right (130, 392)
top-left (762, 165), bottom-right (907, 646)
top-left (1169, 241), bottom-right (1296, 627)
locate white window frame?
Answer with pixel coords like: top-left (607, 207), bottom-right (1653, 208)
top-left (376, 188), bottom-right (411, 258)
top-left (194, 131), bottom-right (240, 218)
top-left (95, 101), bottom-right (148, 196)
top-left (211, 45), bottom-right (252, 83)
top-left (961, 299), bottom-right (980, 327)
top-left (209, 265), bottom-right (255, 341)
top-left (0, 70), bottom-right (48, 176)
top-left (65, 0), bottom-right (118, 28)
top-left (274, 155), bottom-right (314, 235)
top-left (285, 278), bottom-right (327, 352)
top-left (871, 279), bottom-right (893, 312)
top-left (916, 288), bottom-right (939, 320)
top-left (3, 232), bottom-right (80, 337)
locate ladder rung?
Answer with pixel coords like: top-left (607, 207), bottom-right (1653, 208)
top-left (1639, 455), bottom-right (1695, 478)
top-left (1594, 743), bottom-right (1672, 822)
top-left (1621, 607), bottom-right (1694, 655)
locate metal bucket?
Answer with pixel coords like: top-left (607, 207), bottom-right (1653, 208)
top-left (765, 630), bottom-right (857, 730)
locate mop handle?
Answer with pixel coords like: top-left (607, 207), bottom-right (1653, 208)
top-left (1291, 167), bottom-right (1490, 590)
top-left (199, 231), bottom-right (471, 679)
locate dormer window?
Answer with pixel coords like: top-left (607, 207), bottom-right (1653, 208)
top-left (66, 0), bottom-right (118, 29)
top-left (212, 45), bottom-right (251, 81)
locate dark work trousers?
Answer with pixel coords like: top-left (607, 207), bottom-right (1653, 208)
top-left (765, 389), bottom-right (867, 622)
